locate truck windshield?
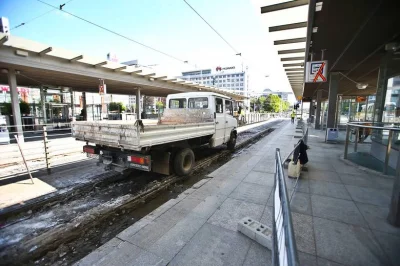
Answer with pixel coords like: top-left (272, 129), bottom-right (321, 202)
top-left (188, 97), bottom-right (208, 109)
top-left (169, 98), bottom-right (187, 109)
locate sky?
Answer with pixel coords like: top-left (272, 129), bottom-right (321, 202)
top-left (0, 0), bottom-right (306, 99)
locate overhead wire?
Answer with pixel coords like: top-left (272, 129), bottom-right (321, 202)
top-left (11, 0), bottom-right (76, 30)
top-left (37, 0), bottom-right (191, 65)
top-left (182, 0), bottom-right (240, 55)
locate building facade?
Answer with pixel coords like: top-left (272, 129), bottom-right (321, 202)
top-left (179, 67), bottom-right (246, 95)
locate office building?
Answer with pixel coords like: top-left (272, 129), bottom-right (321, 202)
top-left (179, 66), bottom-right (247, 95)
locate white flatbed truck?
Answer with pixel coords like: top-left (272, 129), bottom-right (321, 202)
top-left (72, 92), bottom-right (238, 176)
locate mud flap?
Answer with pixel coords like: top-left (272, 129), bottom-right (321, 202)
top-left (151, 151), bottom-right (171, 175)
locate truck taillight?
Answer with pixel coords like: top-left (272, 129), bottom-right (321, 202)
top-left (83, 145), bottom-right (99, 154)
top-left (127, 155), bottom-right (150, 165)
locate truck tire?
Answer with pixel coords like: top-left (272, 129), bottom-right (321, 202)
top-left (174, 148), bottom-right (195, 176)
top-left (227, 131), bottom-right (237, 150)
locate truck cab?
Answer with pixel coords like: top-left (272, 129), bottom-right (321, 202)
top-left (166, 92), bottom-right (238, 148)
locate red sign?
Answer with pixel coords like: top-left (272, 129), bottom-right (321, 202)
top-left (1, 85), bottom-right (30, 93)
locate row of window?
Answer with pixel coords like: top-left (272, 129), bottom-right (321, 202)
top-left (169, 97), bottom-right (234, 115)
top-left (188, 77), bottom-right (244, 82)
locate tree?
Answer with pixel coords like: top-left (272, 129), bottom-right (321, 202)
top-left (109, 102), bottom-right (126, 113)
top-left (259, 96), bottom-right (267, 112)
top-left (265, 94), bottom-right (282, 113)
top-left (0, 101), bottom-right (30, 115)
top-left (19, 101), bottom-right (30, 115)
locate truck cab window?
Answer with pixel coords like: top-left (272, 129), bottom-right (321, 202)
top-left (188, 97), bottom-right (208, 109)
top-left (169, 98), bottom-right (187, 109)
top-left (216, 98), bottom-right (223, 113)
top-left (225, 100), bottom-right (233, 116)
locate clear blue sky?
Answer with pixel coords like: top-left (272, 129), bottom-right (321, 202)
top-left (0, 0), bottom-right (294, 94)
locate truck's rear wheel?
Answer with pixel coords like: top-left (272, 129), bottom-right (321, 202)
top-left (174, 148), bottom-right (195, 176)
top-left (227, 131), bottom-right (237, 150)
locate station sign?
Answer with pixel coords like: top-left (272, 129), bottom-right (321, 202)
top-left (99, 79), bottom-right (107, 95)
top-left (305, 60), bottom-right (328, 83)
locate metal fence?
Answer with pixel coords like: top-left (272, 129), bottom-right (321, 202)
top-left (0, 124), bottom-right (86, 177)
top-left (272, 120), bottom-right (308, 266)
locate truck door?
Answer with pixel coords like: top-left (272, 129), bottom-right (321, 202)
top-left (214, 97), bottom-right (226, 145)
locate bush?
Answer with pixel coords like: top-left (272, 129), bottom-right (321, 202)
top-left (109, 102), bottom-right (126, 113)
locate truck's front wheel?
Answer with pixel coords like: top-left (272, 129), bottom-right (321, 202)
top-left (227, 131), bottom-right (237, 150)
top-left (174, 148), bottom-right (195, 176)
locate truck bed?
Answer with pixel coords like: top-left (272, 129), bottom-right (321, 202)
top-left (72, 119), bottom-right (216, 151)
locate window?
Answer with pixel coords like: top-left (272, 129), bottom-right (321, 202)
top-left (236, 78), bottom-right (239, 81)
top-left (225, 100), bottom-right (233, 116)
top-left (227, 79), bottom-right (230, 82)
top-left (216, 98), bottom-right (223, 113)
top-left (240, 78), bottom-right (243, 81)
top-left (236, 83), bottom-right (239, 86)
top-left (169, 98), bottom-right (187, 109)
top-left (240, 83), bottom-right (243, 86)
top-left (188, 97), bottom-right (208, 109)
top-left (223, 84), bottom-right (225, 87)
top-left (223, 80), bottom-right (226, 83)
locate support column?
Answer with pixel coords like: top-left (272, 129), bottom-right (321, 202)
top-left (70, 90), bottom-right (75, 121)
top-left (136, 88), bottom-right (141, 120)
top-left (40, 86), bottom-right (47, 124)
top-left (82, 92), bottom-right (87, 121)
top-left (388, 155), bottom-right (400, 227)
top-left (327, 72), bottom-right (340, 129)
top-left (315, 90), bottom-right (322, 129)
top-left (8, 69), bottom-right (24, 142)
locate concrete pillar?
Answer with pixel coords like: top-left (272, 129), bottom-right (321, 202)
top-left (315, 90), bottom-right (322, 129)
top-left (327, 72), bottom-right (340, 128)
top-left (40, 86), bottom-right (47, 124)
top-left (8, 69), bottom-right (24, 142)
top-left (136, 88), bottom-right (141, 120)
top-left (374, 65), bottom-right (388, 123)
top-left (70, 90), bottom-right (75, 121)
top-left (82, 92), bottom-right (87, 121)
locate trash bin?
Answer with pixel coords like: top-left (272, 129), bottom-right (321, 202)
top-left (327, 128), bottom-right (339, 141)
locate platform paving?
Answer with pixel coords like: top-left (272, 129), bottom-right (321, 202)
top-left (76, 120), bottom-right (400, 266)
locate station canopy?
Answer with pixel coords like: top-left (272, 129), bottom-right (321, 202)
top-left (0, 33), bottom-right (245, 100)
top-left (258, 0), bottom-right (310, 98)
top-left (302, 0), bottom-right (400, 99)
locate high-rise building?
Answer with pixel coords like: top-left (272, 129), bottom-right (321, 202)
top-left (178, 66), bottom-right (247, 95)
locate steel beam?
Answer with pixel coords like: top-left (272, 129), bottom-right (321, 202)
top-left (114, 66), bottom-right (127, 71)
top-left (274, 37), bottom-right (307, 45)
top-left (281, 57), bottom-right (304, 61)
top-left (278, 48), bottom-right (305, 54)
top-left (39, 47), bottom-right (52, 55)
top-left (70, 55), bottom-right (83, 62)
top-left (261, 0), bottom-right (308, 13)
top-left (283, 63), bottom-right (304, 67)
top-left (95, 61), bottom-right (107, 67)
top-left (286, 68), bottom-right (304, 72)
top-left (269, 22), bottom-right (307, 32)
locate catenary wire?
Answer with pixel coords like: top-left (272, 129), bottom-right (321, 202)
top-left (182, 0), bottom-right (240, 55)
top-left (11, 0), bottom-right (76, 30)
top-left (37, 0), bottom-right (190, 64)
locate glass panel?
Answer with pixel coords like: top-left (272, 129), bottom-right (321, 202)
top-left (188, 97), bottom-right (208, 109)
top-left (216, 98), bottom-right (223, 113)
top-left (169, 98), bottom-right (186, 109)
top-left (225, 100), bottom-right (233, 116)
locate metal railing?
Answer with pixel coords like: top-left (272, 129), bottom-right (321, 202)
top-left (0, 124), bottom-right (87, 177)
top-left (344, 122), bottom-right (400, 174)
top-left (273, 148), bottom-right (299, 266)
top-left (272, 120), bottom-right (308, 266)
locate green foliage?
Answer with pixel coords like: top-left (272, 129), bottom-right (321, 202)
top-left (250, 94), bottom-right (288, 113)
top-left (156, 101), bottom-right (164, 108)
top-left (19, 101), bottom-right (30, 115)
top-left (0, 101), bottom-right (31, 115)
top-left (267, 95), bottom-right (282, 113)
top-left (109, 102), bottom-right (126, 113)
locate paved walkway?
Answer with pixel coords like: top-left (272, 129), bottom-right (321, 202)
top-left (76, 120), bottom-right (400, 266)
